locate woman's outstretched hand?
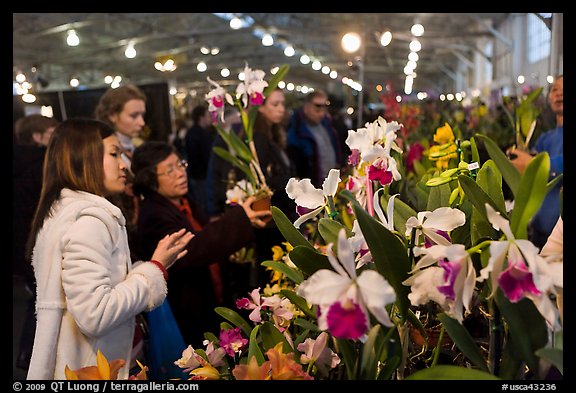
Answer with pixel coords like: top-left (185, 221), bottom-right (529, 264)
top-left (151, 228), bottom-right (194, 269)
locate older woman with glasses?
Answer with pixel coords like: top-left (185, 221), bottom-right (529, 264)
top-left (131, 141), bottom-right (271, 348)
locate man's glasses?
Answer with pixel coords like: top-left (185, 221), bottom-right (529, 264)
top-left (311, 102), bottom-right (329, 109)
top-left (157, 160), bottom-right (188, 177)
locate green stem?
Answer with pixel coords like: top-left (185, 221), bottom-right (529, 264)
top-left (488, 299), bottom-right (503, 375)
top-left (467, 240), bottom-right (492, 255)
top-left (430, 325), bottom-right (445, 367)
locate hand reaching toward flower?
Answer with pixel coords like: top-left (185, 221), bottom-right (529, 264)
top-left (241, 196), bottom-right (272, 228)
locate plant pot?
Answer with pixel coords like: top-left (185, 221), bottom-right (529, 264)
top-left (251, 195), bottom-right (273, 224)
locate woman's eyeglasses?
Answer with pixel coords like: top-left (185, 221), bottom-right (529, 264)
top-left (157, 160), bottom-right (188, 177)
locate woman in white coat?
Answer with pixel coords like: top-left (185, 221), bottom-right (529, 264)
top-left (25, 118), bottom-right (193, 380)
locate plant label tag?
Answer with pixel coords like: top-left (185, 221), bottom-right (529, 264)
top-left (467, 162), bottom-right (480, 171)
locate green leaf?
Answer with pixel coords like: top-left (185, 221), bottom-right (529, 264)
top-left (259, 321), bottom-right (292, 353)
top-left (495, 289), bottom-right (548, 374)
top-left (214, 307), bottom-right (253, 337)
top-left (247, 325), bottom-right (265, 365)
top-left (475, 134), bottom-right (520, 197)
top-left (406, 365), bottom-right (500, 380)
top-left (458, 174), bottom-right (508, 222)
top-left (352, 204), bottom-right (411, 322)
top-left (264, 64), bottom-right (290, 95)
top-left (426, 180), bottom-right (452, 211)
top-left (318, 218), bottom-right (353, 246)
top-left (509, 153), bottom-right (550, 239)
top-left (271, 206), bottom-right (314, 250)
top-left (216, 125), bottom-right (253, 162)
top-left (360, 325), bottom-right (381, 379)
top-left (289, 246), bottom-right (332, 277)
top-left (293, 317), bottom-right (320, 332)
top-left (336, 338), bottom-right (358, 379)
top-left (546, 173), bottom-right (563, 193)
top-left (535, 348), bottom-right (563, 375)
top-left (476, 160), bottom-right (506, 214)
top-left (470, 136), bottom-right (480, 164)
top-left (212, 146), bottom-right (255, 184)
top-left (280, 290), bottom-right (316, 319)
top-left (203, 331), bottom-right (219, 344)
top-left (437, 313), bottom-right (489, 371)
top-left (261, 260), bottom-right (303, 284)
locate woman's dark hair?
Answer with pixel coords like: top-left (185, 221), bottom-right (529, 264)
top-left (132, 141), bottom-right (178, 197)
top-left (26, 118), bottom-right (116, 259)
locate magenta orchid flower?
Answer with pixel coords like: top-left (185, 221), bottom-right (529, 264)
top-left (403, 244), bottom-right (476, 323)
top-left (219, 327), bottom-right (248, 357)
top-left (205, 77), bottom-right (233, 123)
top-left (296, 229), bottom-right (396, 339)
top-left (285, 168), bottom-right (341, 228)
top-left (478, 204), bottom-right (562, 329)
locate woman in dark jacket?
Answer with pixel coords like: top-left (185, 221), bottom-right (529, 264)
top-left (131, 141), bottom-right (270, 346)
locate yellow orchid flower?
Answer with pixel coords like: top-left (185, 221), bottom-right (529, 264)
top-left (433, 122), bottom-right (455, 144)
top-left (65, 349), bottom-right (126, 380)
top-left (190, 364), bottom-right (221, 380)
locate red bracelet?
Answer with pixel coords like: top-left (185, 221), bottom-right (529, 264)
top-left (149, 260), bottom-right (169, 281)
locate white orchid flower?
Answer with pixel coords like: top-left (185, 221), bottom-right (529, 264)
top-left (297, 229), bottom-right (396, 338)
top-left (405, 206), bottom-right (466, 246)
top-left (235, 64), bottom-right (268, 107)
top-left (225, 179), bottom-right (254, 205)
top-left (285, 168), bottom-right (341, 228)
top-left (345, 116), bottom-right (403, 165)
top-left (478, 204), bottom-right (562, 329)
top-left (403, 244), bottom-right (476, 323)
top-left (349, 220), bottom-right (372, 269)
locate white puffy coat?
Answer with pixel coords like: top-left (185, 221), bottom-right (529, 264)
top-left (27, 189), bottom-right (167, 380)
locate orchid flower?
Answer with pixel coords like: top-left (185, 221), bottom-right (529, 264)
top-left (345, 167), bottom-right (368, 209)
top-left (285, 168), bottom-right (341, 228)
top-left (235, 64), bottom-right (268, 108)
top-left (225, 179), bottom-right (254, 205)
top-left (297, 332), bottom-right (341, 376)
top-left (219, 327), bottom-right (248, 357)
top-left (345, 116), bottom-right (403, 185)
top-left (403, 244), bottom-right (476, 323)
top-left (349, 220), bottom-right (372, 268)
top-left (405, 206), bottom-right (466, 247)
top-left (205, 77), bottom-right (233, 123)
top-left (478, 204), bottom-right (563, 329)
top-left (236, 287), bottom-right (264, 323)
top-left (296, 229), bottom-right (396, 340)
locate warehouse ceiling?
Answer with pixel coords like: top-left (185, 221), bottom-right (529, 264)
top-left (13, 13), bottom-right (513, 100)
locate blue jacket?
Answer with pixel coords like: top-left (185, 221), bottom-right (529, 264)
top-left (286, 108), bottom-right (344, 187)
top-left (531, 126), bottom-right (563, 241)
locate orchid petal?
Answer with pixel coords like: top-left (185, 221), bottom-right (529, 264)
top-left (293, 206), bottom-right (324, 228)
top-left (485, 203), bottom-right (515, 240)
top-left (357, 270), bottom-right (396, 326)
top-left (296, 270), bottom-right (352, 305)
top-left (423, 207), bottom-right (466, 232)
top-left (322, 169), bottom-right (341, 196)
top-left (286, 178), bottom-right (324, 208)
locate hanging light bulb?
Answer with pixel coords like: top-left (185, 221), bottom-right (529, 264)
top-left (125, 42), bottom-right (137, 59)
top-left (66, 30), bottom-right (80, 46)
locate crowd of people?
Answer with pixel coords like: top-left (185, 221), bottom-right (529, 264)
top-left (13, 74), bottom-right (562, 379)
